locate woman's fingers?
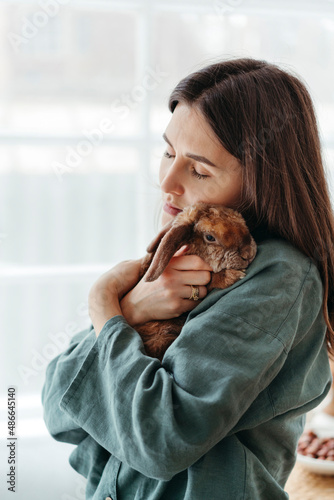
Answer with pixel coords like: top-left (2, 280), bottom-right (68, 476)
top-left (159, 268), bottom-right (212, 289)
top-left (91, 259), bottom-right (143, 299)
top-left (178, 269), bottom-right (212, 286)
top-left (161, 255), bottom-right (213, 302)
top-left (121, 253), bottom-right (213, 325)
top-left (170, 254), bottom-right (213, 272)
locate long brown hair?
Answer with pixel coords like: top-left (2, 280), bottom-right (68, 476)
top-left (169, 58), bottom-right (334, 356)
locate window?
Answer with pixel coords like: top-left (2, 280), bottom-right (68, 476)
top-left (1, 1), bottom-right (333, 497)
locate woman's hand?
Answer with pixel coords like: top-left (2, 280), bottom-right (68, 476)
top-left (120, 246), bottom-right (213, 327)
top-left (88, 259), bottom-right (142, 337)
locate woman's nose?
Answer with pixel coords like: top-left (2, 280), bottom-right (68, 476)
top-left (160, 159), bottom-right (184, 195)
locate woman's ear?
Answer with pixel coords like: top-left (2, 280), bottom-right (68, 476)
top-left (144, 224), bottom-right (193, 282)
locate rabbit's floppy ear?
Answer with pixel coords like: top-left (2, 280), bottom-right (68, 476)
top-left (146, 219), bottom-right (174, 254)
top-left (144, 223), bottom-right (193, 282)
top-left (139, 220), bottom-right (174, 280)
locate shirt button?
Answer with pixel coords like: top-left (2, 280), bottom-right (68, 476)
top-left (106, 497), bottom-right (112, 500)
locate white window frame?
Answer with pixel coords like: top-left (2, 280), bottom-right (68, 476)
top-left (1, 0), bottom-right (333, 286)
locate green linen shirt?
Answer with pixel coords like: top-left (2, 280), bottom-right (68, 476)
top-left (42, 234), bottom-right (332, 500)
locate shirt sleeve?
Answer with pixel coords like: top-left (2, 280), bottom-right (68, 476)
top-left (42, 325), bottom-right (96, 445)
top-left (54, 245), bottom-right (327, 481)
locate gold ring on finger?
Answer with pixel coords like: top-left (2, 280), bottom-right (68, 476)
top-left (189, 285), bottom-right (200, 301)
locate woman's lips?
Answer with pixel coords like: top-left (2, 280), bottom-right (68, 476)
top-left (163, 202), bottom-right (183, 216)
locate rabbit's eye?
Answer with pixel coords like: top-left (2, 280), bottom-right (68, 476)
top-left (205, 234), bottom-right (216, 242)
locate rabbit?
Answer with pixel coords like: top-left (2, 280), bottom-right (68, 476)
top-left (134, 203), bottom-right (257, 361)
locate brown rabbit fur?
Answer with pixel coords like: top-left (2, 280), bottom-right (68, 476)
top-left (135, 203), bottom-right (257, 361)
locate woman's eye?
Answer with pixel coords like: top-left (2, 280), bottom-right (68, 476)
top-left (163, 151), bottom-right (174, 159)
top-left (191, 166), bottom-right (209, 180)
top-left (205, 234), bottom-right (216, 242)
top-left (162, 152), bottom-right (209, 180)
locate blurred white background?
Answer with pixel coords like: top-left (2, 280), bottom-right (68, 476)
top-left (1, 0), bottom-right (334, 498)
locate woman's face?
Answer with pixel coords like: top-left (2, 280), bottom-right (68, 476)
top-left (159, 103), bottom-right (243, 226)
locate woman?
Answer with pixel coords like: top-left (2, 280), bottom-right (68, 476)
top-left (42, 58), bottom-right (334, 499)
